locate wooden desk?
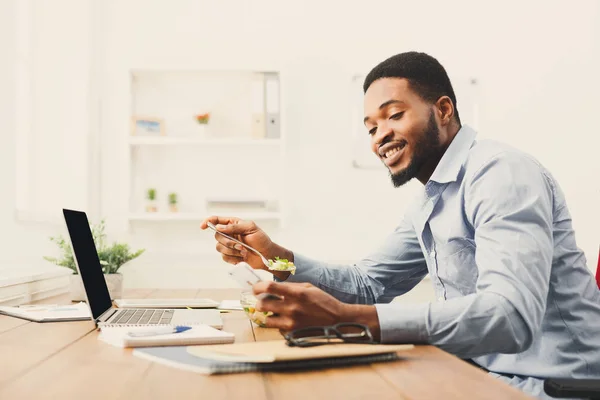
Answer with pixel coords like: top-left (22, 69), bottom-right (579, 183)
top-left (0, 289), bottom-right (532, 399)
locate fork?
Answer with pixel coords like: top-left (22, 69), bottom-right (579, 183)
top-left (206, 222), bottom-right (271, 269)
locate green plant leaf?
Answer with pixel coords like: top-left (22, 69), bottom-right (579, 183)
top-left (43, 219), bottom-right (145, 275)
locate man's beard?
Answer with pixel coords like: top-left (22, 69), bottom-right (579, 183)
top-left (389, 111), bottom-right (441, 188)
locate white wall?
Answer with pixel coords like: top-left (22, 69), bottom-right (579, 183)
top-left (1, 0), bottom-right (598, 286)
top-left (0, 0), bottom-right (94, 274)
top-left (100, 0), bottom-right (600, 264)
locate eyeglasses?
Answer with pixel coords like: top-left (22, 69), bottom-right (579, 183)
top-left (283, 323), bottom-right (375, 347)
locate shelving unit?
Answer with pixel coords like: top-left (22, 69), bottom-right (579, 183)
top-left (129, 137), bottom-right (281, 146)
top-left (128, 211), bottom-right (282, 222)
top-left (126, 69), bottom-right (285, 228)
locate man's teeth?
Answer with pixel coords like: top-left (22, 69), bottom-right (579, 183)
top-left (385, 147), bottom-right (401, 159)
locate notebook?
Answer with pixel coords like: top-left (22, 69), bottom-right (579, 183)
top-left (187, 339), bottom-right (413, 363)
top-left (134, 345), bottom-right (401, 375)
top-left (98, 324), bottom-right (235, 348)
top-left (0, 302), bottom-right (91, 322)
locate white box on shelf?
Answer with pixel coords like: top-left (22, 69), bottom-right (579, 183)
top-left (205, 197), bottom-right (273, 210)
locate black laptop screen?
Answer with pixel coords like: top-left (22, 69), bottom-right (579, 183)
top-left (62, 209), bottom-right (112, 320)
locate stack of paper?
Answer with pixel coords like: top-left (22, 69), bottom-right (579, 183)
top-left (98, 324), bottom-right (235, 348)
top-left (0, 266), bottom-right (71, 306)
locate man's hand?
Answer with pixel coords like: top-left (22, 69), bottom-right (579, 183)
top-left (200, 216), bottom-right (293, 278)
top-left (253, 281), bottom-right (382, 341)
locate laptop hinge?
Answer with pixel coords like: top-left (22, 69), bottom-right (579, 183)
top-left (97, 307), bottom-right (118, 323)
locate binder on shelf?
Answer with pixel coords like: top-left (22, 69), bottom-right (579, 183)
top-left (264, 73), bottom-right (280, 139)
top-left (251, 74), bottom-right (266, 139)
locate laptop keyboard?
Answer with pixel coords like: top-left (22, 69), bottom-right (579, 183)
top-left (112, 309), bottom-right (174, 325)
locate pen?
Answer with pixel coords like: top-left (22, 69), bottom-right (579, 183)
top-left (127, 326), bottom-right (192, 337)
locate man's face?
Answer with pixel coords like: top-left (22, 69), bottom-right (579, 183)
top-left (364, 78), bottom-right (442, 187)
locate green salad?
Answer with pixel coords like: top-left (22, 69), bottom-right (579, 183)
top-left (267, 256), bottom-right (296, 275)
top-left (243, 305), bottom-right (272, 327)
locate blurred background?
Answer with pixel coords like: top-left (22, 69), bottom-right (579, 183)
top-left (0, 0), bottom-right (598, 299)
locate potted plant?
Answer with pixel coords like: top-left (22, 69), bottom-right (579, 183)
top-left (195, 112), bottom-right (210, 125)
top-left (146, 188), bottom-right (157, 212)
top-left (168, 192), bottom-right (178, 212)
top-left (194, 113), bottom-right (210, 137)
top-left (43, 219), bottom-right (145, 301)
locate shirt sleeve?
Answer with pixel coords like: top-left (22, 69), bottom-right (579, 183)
top-left (281, 217), bottom-right (428, 304)
top-left (375, 152), bottom-right (554, 359)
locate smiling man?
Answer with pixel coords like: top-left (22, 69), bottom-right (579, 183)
top-left (202, 52), bottom-right (600, 399)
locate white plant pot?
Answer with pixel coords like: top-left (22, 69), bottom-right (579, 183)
top-left (196, 123), bottom-right (208, 137)
top-left (69, 273), bottom-right (123, 302)
top-left (145, 200), bottom-right (158, 212)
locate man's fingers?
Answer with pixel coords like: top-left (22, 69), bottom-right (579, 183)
top-left (214, 234), bottom-right (245, 251)
top-left (252, 281), bottom-right (288, 297)
top-left (253, 281), bottom-right (310, 298)
top-left (255, 296), bottom-right (286, 315)
top-left (200, 216), bottom-right (240, 230)
top-left (261, 315), bottom-right (294, 331)
top-left (216, 243), bottom-right (243, 257)
top-left (215, 220), bottom-right (257, 235)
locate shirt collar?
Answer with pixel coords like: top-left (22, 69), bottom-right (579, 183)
top-left (428, 124), bottom-right (478, 184)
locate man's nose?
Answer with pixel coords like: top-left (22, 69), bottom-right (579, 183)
top-left (374, 124), bottom-right (394, 147)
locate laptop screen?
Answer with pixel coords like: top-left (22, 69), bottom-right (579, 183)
top-left (62, 209), bottom-right (112, 320)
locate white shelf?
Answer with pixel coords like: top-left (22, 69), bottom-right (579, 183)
top-left (127, 69), bottom-right (285, 231)
top-left (128, 211), bottom-right (282, 222)
top-left (129, 137), bottom-right (281, 146)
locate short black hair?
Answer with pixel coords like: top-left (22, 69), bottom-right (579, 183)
top-left (363, 51), bottom-right (461, 125)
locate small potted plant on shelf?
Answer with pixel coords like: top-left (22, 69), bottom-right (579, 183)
top-left (146, 188), bottom-right (157, 212)
top-left (194, 113), bottom-right (210, 137)
top-left (195, 112), bottom-right (210, 125)
top-left (43, 219), bottom-right (145, 301)
top-left (168, 192), bottom-right (178, 212)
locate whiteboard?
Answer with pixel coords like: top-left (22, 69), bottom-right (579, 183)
top-left (351, 74), bottom-right (480, 169)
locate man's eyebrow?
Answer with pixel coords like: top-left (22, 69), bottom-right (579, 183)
top-left (364, 100), bottom-right (406, 124)
top-left (378, 99), bottom-right (405, 109)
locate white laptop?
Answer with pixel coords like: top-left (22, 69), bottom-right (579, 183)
top-left (62, 209), bottom-right (223, 329)
top-left (114, 298), bottom-right (220, 309)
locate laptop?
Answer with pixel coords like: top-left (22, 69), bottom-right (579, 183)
top-left (113, 298), bottom-right (220, 309)
top-left (62, 209), bottom-right (223, 329)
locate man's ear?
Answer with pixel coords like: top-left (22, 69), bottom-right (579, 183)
top-left (436, 96), bottom-right (455, 126)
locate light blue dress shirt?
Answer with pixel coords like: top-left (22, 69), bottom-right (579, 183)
top-left (285, 125), bottom-right (600, 399)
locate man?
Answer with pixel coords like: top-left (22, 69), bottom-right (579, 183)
top-left (201, 52), bottom-right (600, 399)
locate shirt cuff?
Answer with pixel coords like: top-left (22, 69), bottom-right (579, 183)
top-left (273, 252), bottom-right (323, 285)
top-left (375, 302), bottom-right (430, 344)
